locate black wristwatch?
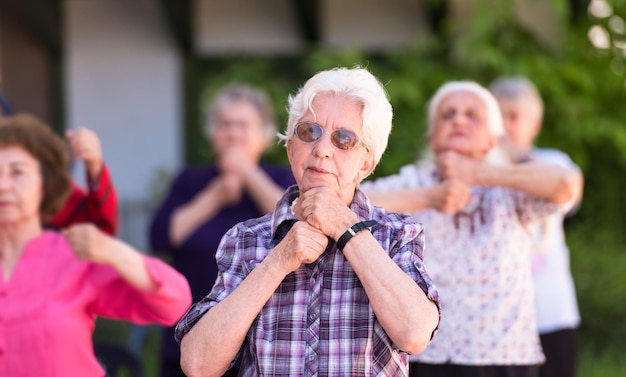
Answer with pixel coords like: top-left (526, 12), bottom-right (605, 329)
top-left (336, 220), bottom-right (378, 251)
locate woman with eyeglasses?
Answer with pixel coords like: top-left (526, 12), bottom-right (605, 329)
top-left (175, 67), bottom-right (440, 377)
top-left (362, 81), bottom-right (581, 377)
top-left (149, 83), bottom-right (295, 377)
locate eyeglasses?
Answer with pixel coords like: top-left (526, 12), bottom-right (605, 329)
top-left (294, 122), bottom-right (369, 151)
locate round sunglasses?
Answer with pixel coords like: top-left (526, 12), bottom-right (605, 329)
top-left (294, 122), bottom-right (369, 151)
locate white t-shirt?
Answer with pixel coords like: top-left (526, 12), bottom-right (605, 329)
top-left (528, 147), bottom-right (581, 334)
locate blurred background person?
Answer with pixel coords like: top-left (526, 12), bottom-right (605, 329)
top-left (489, 76), bottom-right (584, 377)
top-left (0, 84), bottom-right (119, 235)
top-left (47, 126), bottom-right (119, 235)
top-left (149, 83), bottom-right (295, 377)
top-left (363, 81), bottom-right (581, 377)
top-left (0, 113), bottom-right (191, 377)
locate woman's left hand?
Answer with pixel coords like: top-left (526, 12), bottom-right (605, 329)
top-left (63, 223), bottom-right (112, 264)
top-left (297, 187), bottom-right (358, 241)
top-left (66, 127), bottom-right (104, 181)
top-left (436, 151), bottom-right (480, 184)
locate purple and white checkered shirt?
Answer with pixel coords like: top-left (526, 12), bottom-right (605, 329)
top-left (175, 185), bottom-right (439, 376)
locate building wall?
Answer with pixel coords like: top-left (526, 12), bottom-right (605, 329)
top-left (0, 2), bottom-right (52, 122)
top-left (65, 0), bottom-right (182, 250)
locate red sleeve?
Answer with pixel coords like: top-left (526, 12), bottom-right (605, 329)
top-left (46, 164), bottom-right (119, 235)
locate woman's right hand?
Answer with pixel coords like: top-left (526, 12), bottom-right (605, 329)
top-left (272, 221), bottom-right (329, 274)
top-left (215, 173), bottom-right (244, 207)
top-left (428, 178), bottom-right (472, 213)
top-left (63, 223), bottom-right (113, 265)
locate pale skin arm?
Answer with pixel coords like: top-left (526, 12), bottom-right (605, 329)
top-left (63, 224), bottom-right (157, 292)
top-left (299, 187), bottom-right (440, 354)
top-left (169, 175), bottom-right (241, 246)
top-left (437, 151), bottom-right (581, 204)
top-left (66, 127), bottom-right (104, 183)
top-left (180, 221), bottom-right (329, 377)
top-left (239, 162), bottom-right (286, 214)
top-left (221, 147), bottom-right (286, 214)
top-left (364, 179), bottom-right (472, 214)
top-left (170, 149), bottom-right (284, 246)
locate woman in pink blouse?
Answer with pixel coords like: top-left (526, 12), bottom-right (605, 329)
top-left (363, 81), bottom-right (581, 377)
top-left (0, 114), bottom-right (192, 377)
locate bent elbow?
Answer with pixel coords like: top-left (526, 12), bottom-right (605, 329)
top-left (180, 338), bottom-right (225, 377)
top-left (398, 330), bottom-right (433, 355)
top-left (180, 351), bottom-right (224, 377)
top-left (396, 321), bottom-right (438, 355)
top-left (552, 171), bottom-right (582, 205)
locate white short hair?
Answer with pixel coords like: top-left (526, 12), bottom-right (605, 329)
top-left (427, 81), bottom-right (505, 138)
top-left (278, 67), bottom-right (393, 165)
top-left (488, 76), bottom-right (544, 122)
top-left (426, 81), bottom-right (508, 165)
top-left (204, 84), bottom-right (277, 142)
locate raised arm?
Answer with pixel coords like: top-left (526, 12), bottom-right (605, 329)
top-left (364, 178), bottom-right (472, 214)
top-left (437, 151), bottom-right (581, 204)
top-left (64, 223), bottom-right (159, 291)
top-left (168, 174), bottom-right (241, 246)
top-left (299, 187), bottom-right (440, 354)
top-left (240, 163), bottom-right (289, 214)
top-left (57, 127), bottom-right (119, 235)
top-left (221, 148), bottom-right (287, 214)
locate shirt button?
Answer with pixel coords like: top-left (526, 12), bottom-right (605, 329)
top-left (308, 355), bottom-right (315, 361)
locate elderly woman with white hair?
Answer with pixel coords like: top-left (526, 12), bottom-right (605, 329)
top-left (363, 81), bottom-right (581, 377)
top-left (175, 67), bottom-right (441, 377)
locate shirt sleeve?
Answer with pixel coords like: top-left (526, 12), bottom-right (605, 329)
top-left (174, 223), bottom-right (247, 343)
top-left (83, 164), bottom-right (119, 235)
top-left (510, 188), bottom-right (566, 225)
top-left (90, 255), bottom-right (192, 326)
top-left (385, 216), bottom-right (439, 304)
top-left (380, 214), bottom-right (440, 340)
top-left (44, 164), bottom-right (119, 235)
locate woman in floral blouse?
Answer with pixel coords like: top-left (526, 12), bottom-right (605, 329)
top-left (362, 81), bottom-right (581, 377)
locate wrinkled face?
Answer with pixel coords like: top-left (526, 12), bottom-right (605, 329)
top-left (286, 93), bottom-right (374, 205)
top-left (496, 98), bottom-right (541, 152)
top-left (429, 91), bottom-right (496, 161)
top-left (0, 146), bottom-right (43, 226)
top-left (211, 100), bottom-right (269, 161)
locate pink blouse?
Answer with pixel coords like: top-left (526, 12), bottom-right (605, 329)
top-left (0, 231), bottom-right (192, 377)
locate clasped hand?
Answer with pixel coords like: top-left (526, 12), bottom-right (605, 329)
top-left (277, 187), bottom-right (358, 273)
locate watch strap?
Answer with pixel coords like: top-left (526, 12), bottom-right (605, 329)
top-left (336, 220), bottom-right (377, 251)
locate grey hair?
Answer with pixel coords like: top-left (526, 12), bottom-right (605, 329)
top-left (204, 83), bottom-right (277, 142)
top-left (426, 81), bottom-right (509, 165)
top-left (488, 76), bottom-right (544, 122)
top-left (427, 81), bottom-right (505, 138)
top-left (277, 67), bottom-right (393, 165)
